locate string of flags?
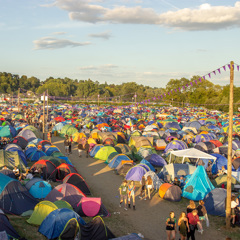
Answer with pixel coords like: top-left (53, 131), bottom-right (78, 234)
top-left (126, 62), bottom-right (240, 108)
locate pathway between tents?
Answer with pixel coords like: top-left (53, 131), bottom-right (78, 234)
top-left (52, 136), bottom-right (229, 240)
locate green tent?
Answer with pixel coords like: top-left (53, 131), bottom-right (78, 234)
top-left (212, 174), bottom-right (239, 190)
top-left (60, 125), bottom-right (78, 137)
top-left (0, 126), bottom-right (12, 138)
top-left (0, 150), bottom-right (26, 172)
top-left (54, 200), bottom-right (73, 210)
top-left (27, 201), bottom-right (58, 225)
top-left (23, 125), bottom-right (41, 138)
top-left (94, 146), bottom-right (117, 161)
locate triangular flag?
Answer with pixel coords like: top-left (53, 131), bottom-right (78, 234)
top-left (223, 66), bottom-right (226, 71)
top-left (218, 68), bottom-right (221, 74)
top-left (208, 73), bottom-right (211, 78)
top-left (213, 71), bottom-right (216, 75)
top-left (238, 65), bottom-right (240, 71)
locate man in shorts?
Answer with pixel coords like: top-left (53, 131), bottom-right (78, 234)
top-left (119, 180), bottom-right (128, 211)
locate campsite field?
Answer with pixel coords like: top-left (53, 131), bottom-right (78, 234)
top-left (8, 135), bottom-right (240, 240)
top-left (51, 136), bottom-right (240, 240)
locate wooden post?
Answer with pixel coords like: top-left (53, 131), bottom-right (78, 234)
top-left (18, 88), bottom-right (20, 112)
top-left (226, 61), bottom-right (234, 229)
top-left (46, 89), bottom-right (49, 132)
top-left (43, 92), bottom-right (45, 140)
top-left (98, 94), bottom-right (100, 107)
top-left (12, 92), bottom-right (13, 106)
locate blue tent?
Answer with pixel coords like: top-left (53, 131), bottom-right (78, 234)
top-left (204, 188), bottom-right (226, 217)
top-left (45, 146), bottom-right (60, 156)
top-left (25, 178), bottom-right (52, 199)
top-left (89, 145), bottom-right (104, 157)
top-left (108, 154), bottom-right (131, 169)
top-left (29, 149), bottom-right (47, 161)
top-left (164, 140), bottom-right (187, 153)
top-left (210, 153), bottom-right (228, 174)
top-left (145, 154), bottom-right (167, 167)
top-left (0, 173), bottom-right (38, 215)
top-left (39, 208), bottom-right (85, 239)
top-left (182, 166), bottom-right (215, 201)
top-left (58, 156), bottom-right (73, 165)
top-left (140, 159), bottom-right (155, 172)
top-left (125, 165), bottom-right (149, 181)
top-left (25, 146), bottom-right (38, 159)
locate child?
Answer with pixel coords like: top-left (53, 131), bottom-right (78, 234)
top-left (146, 175), bottom-right (153, 200)
top-left (119, 180), bottom-right (128, 211)
top-left (128, 180), bottom-right (136, 210)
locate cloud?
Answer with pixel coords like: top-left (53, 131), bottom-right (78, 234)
top-left (48, 0), bottom-right (240, 31)
top-left (33, 36), bottom-right (91, 50)
top-left (88, 31), bottom-right (112, 39)
top-left (79, 64), bottom-right (118, 71)
top-left (52, 31), bottom-right (66, 35)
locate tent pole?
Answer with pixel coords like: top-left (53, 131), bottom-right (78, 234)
top-left (226, 61), bottom-right (234, 229)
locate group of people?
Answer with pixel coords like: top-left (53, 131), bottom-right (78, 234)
top-left (64, 134), bottom-right (90, 158)
top-left (166, 200), bottom-right (208, 240)
top-left (119, 176), bottom-right (154, 211)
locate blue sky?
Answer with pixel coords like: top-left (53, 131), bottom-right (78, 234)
top-left (1, 0), bottom-right (240, 87)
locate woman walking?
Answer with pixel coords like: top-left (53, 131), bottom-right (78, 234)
top-left (166, 211), bottom-right (177, 240)
top-left (146, 175), bottom-right (153, 200)
top-left (197, 200), bottom-right (209, 228)
top-left (128, 180), bottom-right (136, 210)
top-left (178, 212), bottom-right (189, 240)
top-left (187, 209), bottom-right (203, 239)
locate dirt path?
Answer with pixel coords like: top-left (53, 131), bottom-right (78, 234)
top-left (52, 136), bottom-right (233, 240)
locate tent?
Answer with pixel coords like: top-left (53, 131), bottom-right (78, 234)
top-left (28, 149), bottom-right (47, 162)
top-left (0, 173), bottom-right (38, 215)
top-left (108, 154), bottom-right (131, 169)
top-left (94, 146), bottom-right (117, 161)
top-left (211, 153), bottom-right (228, 174)
top-left (115, 162), bottom-right (134, 176)
top-left (48, 163), bottom-right (78, 181)
top-left (89, 144), bottom-right (104, 157)
top-left (44, 145), bottom-right (60, 156)
top-left (158, 163), bottom-right (196, 182)
top-left (145, 154), bottom-right (167, 167)
top-left (45, 183), bottom-right (86, 210)
top-left (30, 159), bottom-right (56, 180)
top-left (27, 201), bottom-right (58, 225)
top-left (39, 208), bottom-right (85, 240)
top-left (182, 166), bottom-right (215, 201)
top-left (212, 174), bottom-right (239, 189)
top-left (81, 216), bottom-right (115, 240)
top-left (18, 129), bottom-right (37, 142)
top-left (0, 169), bottom-right (16, 179)
top-left (163, 140), bottom-right (188, 154)
top-left (125, 164), bottom-right (149, 181)
top-left (12, 136), bottom-right (28, 149)
top-left (63, 173), bottom-right (91, 196)
top-left (168, 148), bottom-right (217, 164)
top-left (204, 188), bottom-right (226, 216)
top-left (0, 211), bottom-right (20, 239)
top-left (159, 183), bottom-right (182, 202)
top-left (54, 200), bottom-right (73, 210)
top-left (0, 150), bottom-right (27, 172)
top-left (25, 177), bottom-right (52, 199)
top-left (76, 197), bottom-right (109, 217)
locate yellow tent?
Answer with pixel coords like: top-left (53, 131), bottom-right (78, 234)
top-left (72, 132), bottom-right (86, 143)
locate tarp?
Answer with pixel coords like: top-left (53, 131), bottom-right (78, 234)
top-left (169, 148), bottom-right (217, 164)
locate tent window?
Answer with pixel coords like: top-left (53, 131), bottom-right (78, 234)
top-left (185, 185), bottom-right (193, 193)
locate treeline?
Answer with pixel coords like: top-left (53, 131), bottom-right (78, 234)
top-left (1, 72), bottom-right (240, 112)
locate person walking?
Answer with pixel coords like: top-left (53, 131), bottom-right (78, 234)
top-left (197, 200), bottom-right (209, 229)
top-left (128, 180), bottom-right (136, 210)
top-left (186, 200), bottom-right (196, 214)
top-left (146, 175), bottom-right (153, 200)
top-left (69, 135), bottom-right (73, 154)
top-left (166, 211), bottom-right (177, 240)
top-left (64, 135), bottom-right (70, 155)
top-left (178, 212), bottom-right (189, 240)
top-left (119, 180), bottom-right (128, 211)
top-left (187, 209), bottom-right (203, 239)
top-left (231, 195), bottom-right (239, 227)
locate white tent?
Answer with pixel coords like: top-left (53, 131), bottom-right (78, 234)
top-left (169, 148), bottom-right (217, 164)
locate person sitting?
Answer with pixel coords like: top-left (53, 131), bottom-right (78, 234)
top-left (217, 166), bottom-right (227, 176)
top-left (12, 166), bottom-right (20, 179)
top-left (179, 176), bottom-right (186, 189)
top-left (2, 165), bottom-right (9, 170)
top-left (206, 161), bottom-right (213, 179)
top-left (173, 177), bottom-right (180, 187)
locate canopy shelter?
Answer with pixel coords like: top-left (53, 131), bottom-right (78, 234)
top-left (168, 148), bottom-right (217, 164)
